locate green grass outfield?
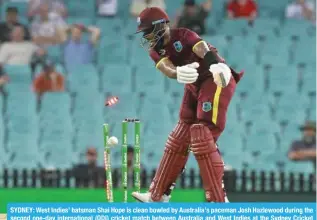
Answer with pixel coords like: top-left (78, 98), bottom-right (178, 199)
top-left (0, 189), bottom-right (205, 212)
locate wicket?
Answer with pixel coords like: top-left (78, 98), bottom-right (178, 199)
top-left (103, 118), bottom-right (141, 203)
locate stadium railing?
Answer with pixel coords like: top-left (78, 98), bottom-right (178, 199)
top-left (1, 168), bottom-right (315, 194)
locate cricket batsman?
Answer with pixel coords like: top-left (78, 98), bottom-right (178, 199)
top-left (132, 7), bottom-right (244, 203)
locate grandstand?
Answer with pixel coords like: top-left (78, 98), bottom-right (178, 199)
top-left (0, 0), bottom-right (315, 180)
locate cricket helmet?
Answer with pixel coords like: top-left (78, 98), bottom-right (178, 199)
top-left (136, 7), bottom-right (170, 50)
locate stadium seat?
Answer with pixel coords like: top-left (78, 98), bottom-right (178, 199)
top-left (285, 162), bottom-right (315, 174)
top-left (280, 19), bottom-right (315, 37)
top-left (6, 150), bottom-right (42, 170)
top-left (245, 132), bottom-right (277, 153)
top-left (222, 152), bottom-right (250, 171)
top-left (68, 68), bottom-right (99, 93)
top-left (5, 91), bottom-right (37, 117)
top-left (134, 66), bottom-right (164, 94)
top-left (235, 64), bottom-right (265, 93)
top-left (246, 18), bottom-right (280, 35)
top-left (43, 143), bottom-right (75, 169)
top-left (256, 0), bottom-right (286, 18)
top-left (274, 104), bottom-right (306, 125)
top-left (74, 131), bottom-right (104, 154)
top-left (98, 37), bottom-right (127, 65)
top-left (269, 91), bottom-right (310, 113)
top-left (47, 46), bottom-right (63, 63)
top-left (73, 92), bottom-right (103, 111)
top-left (293, 44), bottom-right (316, 66)
top-left (40, 92), bottom-right (71, 112)
top-left (218, 19), bottom-right (249, 36)
top-left (144, 117), bottom-right (174, 137)
top-left (4, 64), bottom-right (31, 75)
top-left (96, 18), bottom-right (123, 35)
top-left (141, 93), bottom-right (168, 108)
top-left (7, 116), bottom-right (39, 135)
top-left (64, 2), bottom-right (95, 18)
top-left (67, 63), bottom-right (97, 75)
top-left (102, 65), bottom-right (132, 93)
top-left (217, 132), bottom-right (243, 154)
top-left (241, 103), bottom-right (271, 122)
top-left (226, 45), bottom-right (256, 68)
top-left (129, 39), bottom-right (154, 69)
top-left (267, 65), bottom-right (298, 93)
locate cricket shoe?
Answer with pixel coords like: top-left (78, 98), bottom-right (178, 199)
top-left (131, 192), bottom-right (171, 203)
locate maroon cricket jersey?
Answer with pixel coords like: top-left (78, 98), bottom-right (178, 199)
top-left (149, 28), bottom-right (225, 86)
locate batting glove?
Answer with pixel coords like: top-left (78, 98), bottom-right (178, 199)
top-left (176, 62), bottom-right (199, 84)
top-left (209, 63), bottom-right (231, 88)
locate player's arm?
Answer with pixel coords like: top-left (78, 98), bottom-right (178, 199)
top-left (192, 40), bottom-right (231, 87)
top-left (156, 57), bottom-right (199, 84)
top-left (156, 58), bottom-right (177, 79)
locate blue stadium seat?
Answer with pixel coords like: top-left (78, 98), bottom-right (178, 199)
top-left (241, 103), bottom-right (271, 122)
top-left (218, 19), bottom-right (249, 36)
top-left (102, 65), bottom-right (132, 93)
top-left (222, 151), bottom-right (251, 171)
top-left (217, 132), bottom-right (243, 154)
top-left (226, 44), bottom-right (256, 68)
top-left (258, 41), bottom-right (290, 66)
top-left (141, 93), bottom-right (168, 108)
top-left (130, 41), bottom-right (153, 67)
top-left (5, 92), bottom-right (37, 117)
top-left (47, 46), bottom-right (63, 63)
top-left (235, 64), bottom-right (265, 93)
top-left (41, 92), bottom-right (71, 113)
top-left (98, 36), bottom-right (127, 65)
top-left (252, 120), bottom-right (280, 135)
top-left (257, 0), bottom-right (287, 18)
top-left (7, 150), bottom-right (42, 170)
top-left (293, 44), bottom-right (316, 66)
top-left (7, 116), bottom-right (39, 135)
top-left (285, 162), bottom-right (314, 174)
top-left (96, 18), bottom-right (123, 34)
top-left (135, 66), bottom-right (164, 94)
top-left (274, 104), bottom-right (306, 124)
top-left (144, 117), bottom-right (174, 137)
top-left (43, 143), bottom-right (75, 169)
top-left (246, 18), bottom-right (280, 35)
top-left (4, 64), bottom-right (31, 73)
top-left (280, 19), bottom-right (315, 37)
top-left (245, 131), bottom-right (277, 152)
top-left (7, 134), bottom-right (38, 151)
top-left (67, 63), bottom-right (97, 75)
top-left (4, 65), bottom-right (32, 82)
top-left (267, 65), bottom-right (298, 93)
top-left (40, 126), bottom-right (73, 143)
top-left (73, 92), bottom-right (103, 112)
top-left (65, 2), bottom-right (95, 18)
top-left (270, 91), bottom-right (310, 113)
top-left (74, 131), bottom-right (103, 153)
top-left (68, 68), bottom-right (99, 93)
top-left (66, 17), bottom-right (94, 26)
